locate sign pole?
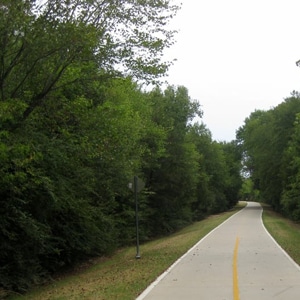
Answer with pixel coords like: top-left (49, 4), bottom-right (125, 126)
top-left (134, 176), bottom-right (141, 259)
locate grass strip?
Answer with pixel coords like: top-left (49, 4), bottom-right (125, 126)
top-left (8, 202), bottom-right (246, 300)
top-left (262, 203), bottom-right (300, 265)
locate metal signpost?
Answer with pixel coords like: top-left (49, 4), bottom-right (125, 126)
top-left (129, 176), bottom-right (144, 259)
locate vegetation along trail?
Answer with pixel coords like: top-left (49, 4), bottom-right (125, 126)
top-left (3, 1), bottom-right (300, 298)
top-left (138, 202), bottom-right (300, 300)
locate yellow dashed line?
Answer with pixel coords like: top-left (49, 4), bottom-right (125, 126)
top-left (233, 237), bottom-right (240, 300)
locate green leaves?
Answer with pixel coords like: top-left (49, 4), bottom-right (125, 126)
top-left (0, 1), bottom-right (244, 293)
top-left (281, 112), bottom-right (300, 220)
top-left (1, 0), bottom-right (179, 132)
top-left (0, 74), bottom-right (245, 292)
top-left (238, 93), bottom-right (300, 216)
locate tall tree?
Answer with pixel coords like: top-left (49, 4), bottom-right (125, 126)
top-left (281, 112), bottom-right (300, 220)
top-left (145, 86), bottom-right (202, 234)
top-left (0, 0), bottom-right (179, 131)
top-left (237, 92), bottom-right (300, 210)
top-left (0, 1), bottom-right (180, 291)
top-left (188, 123), bottom-right (241, 216)
top-left (219, 141), bottom-right (243, 208)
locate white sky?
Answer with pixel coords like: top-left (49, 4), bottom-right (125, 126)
top-left (164, 0), bottom-right (300, 141)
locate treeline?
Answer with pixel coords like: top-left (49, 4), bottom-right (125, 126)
top-left (0, 1), bottom-right (242, 293)
top-left (237, 92), bottom-right (300, 221)
top-left (0, 78), bottom-right (243, 292)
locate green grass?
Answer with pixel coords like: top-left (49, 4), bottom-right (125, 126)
top-left (7, 202), bottom-right (246, 300)
top-left (6, 202), bottom-right (300, 300)
top-left (262, 203), bottom-right (300, 265)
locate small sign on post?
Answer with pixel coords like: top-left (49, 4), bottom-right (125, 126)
top-left (129, 176), bottom-right (145, 259)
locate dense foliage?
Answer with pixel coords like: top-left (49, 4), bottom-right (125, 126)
top-left (237, 92), bottom-right (300, 221)
top-left (0, 0), bottom-right (242, 293)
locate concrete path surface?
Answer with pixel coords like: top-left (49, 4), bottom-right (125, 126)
top-left (137, 202), bottom-right (300, 300)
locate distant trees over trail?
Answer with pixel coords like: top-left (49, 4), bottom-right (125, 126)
top-left (237, 91), bottom-right (300, 221)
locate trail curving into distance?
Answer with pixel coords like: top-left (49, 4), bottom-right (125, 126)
top-left (137, 202), bottom-right (300, 300)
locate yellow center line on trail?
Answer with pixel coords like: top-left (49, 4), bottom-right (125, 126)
top-left (233, 237), bottom-right (240, 300)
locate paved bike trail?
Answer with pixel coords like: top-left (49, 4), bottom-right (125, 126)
top-left (137, 202), bottom-right (300, 300)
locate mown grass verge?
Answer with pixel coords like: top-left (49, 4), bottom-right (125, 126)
top-left (7, 202), bottom-right (246, 300)
top-left (262, 203), bottom-right (300, 265)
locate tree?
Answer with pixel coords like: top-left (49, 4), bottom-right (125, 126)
top-left (219, 141), bottom-right (243, 208)
top-left (0, 0), bottom-right (180, 131)
top-left (281, 112), bottom-right (300, 220)
top-left (237, 92), bottom-right (300, 210)
top-left (187, 123), bottom-right (215, 217)
top-left (237, 109), bottom-right (277, 206)
top-left (0, 1), bottom-right (180, 291)
top-left (188, 123), bottom-right (242, 217)
top-left (144, 86), bottom-right (202, 234)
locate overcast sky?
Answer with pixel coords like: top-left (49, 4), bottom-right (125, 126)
top-left (164, 0), bottom-right (300, 141)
